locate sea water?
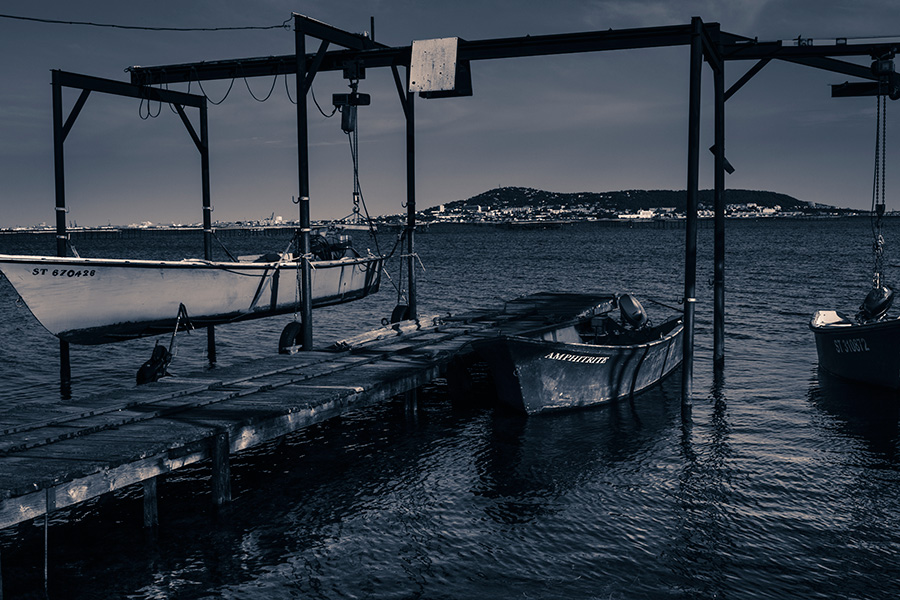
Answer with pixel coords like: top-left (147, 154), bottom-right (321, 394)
top-left (0, 219), bottom-right (898, 599)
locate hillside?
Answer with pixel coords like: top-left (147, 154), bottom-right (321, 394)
top-left (423, 187), bottom-right (813, 215)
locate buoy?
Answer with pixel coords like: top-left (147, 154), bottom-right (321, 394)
top-left (279, 320), bottom-right (304, 354)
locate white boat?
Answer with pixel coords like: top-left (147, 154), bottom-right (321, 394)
top-left (0, 252), bottom-right (383, 345)
top-left (473, 294), bottom-right (683, 415)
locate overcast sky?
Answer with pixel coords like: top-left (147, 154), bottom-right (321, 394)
top-left (1, 1), bottom-right (898, 227)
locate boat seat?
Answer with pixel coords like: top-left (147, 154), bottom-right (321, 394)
top-left (811, 310), bottom-right (854, 327)
top-left (540, 326), bottom-right (582, 344)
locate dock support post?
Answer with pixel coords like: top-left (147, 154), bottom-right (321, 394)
top-left (59, 341), bottom-right (71, 398)
top-left (295, 16), bottom-right (314, 350)
top-left (211, 432), bottom-right (232, 506)
top-left (682, 17), bottom-right (703, 416)
top-left (44, 488), bottom-right (55, 596)
top-left (405, 388), bottom-right (418, 417)
top-left (713, 42), bottom-right (726, 375)
top-left (207, 327), bottom-right (217, 366)
top-left (405, 81), bottom-right (417, 319)
top-left (142, 477), bottom-right (159, 528)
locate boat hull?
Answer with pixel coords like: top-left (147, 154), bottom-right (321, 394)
top-left (810, 311), bottom-right (900, 390)
top-left (475, 316), bottom-right (683, 414)
top-left (0, 254), bottom-right (382, 344)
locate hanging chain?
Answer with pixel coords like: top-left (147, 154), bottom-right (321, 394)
top-left (872, 90), bottom-right (888, 289)
top-left (351, 113), bottom-right (362, 224)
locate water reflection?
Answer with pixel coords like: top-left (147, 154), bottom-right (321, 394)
top-left (665, 375), bottom-right (736, 598)
top-left (809, 368), bottom-right (900, 460)
top-left (472, 380), bottom-right (680, 525)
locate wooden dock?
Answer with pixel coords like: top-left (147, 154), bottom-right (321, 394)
top-left (0, 292), bottom-right (609, 534)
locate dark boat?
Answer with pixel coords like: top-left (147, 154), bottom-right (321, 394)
top-left (473, 294), bottom-right (683, 414)
top-left (810, 299), bottom-right (900, 390)
top-left (810, 84), bottom-right (898, 390)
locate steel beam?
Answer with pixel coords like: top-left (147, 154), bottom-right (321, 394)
top-left (128, 23), bottom-right (696, 86)
top-left (405, 76), bottom-right (417, 319)
top-left (296, 16), bottom-right (314, 351)
top-left (722, 40), bottom-right (899, 61)
top-left (292, 13), bottom-right (386, 52)
top-left (682, 17), bottom-right (703, 414)
top-left (56, 70), bottom-right (205, 107)
top-left (713, 50), bottom-right (726, 373)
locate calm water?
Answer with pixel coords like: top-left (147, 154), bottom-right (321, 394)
top-left (0, 219), bottom-right (899, 599)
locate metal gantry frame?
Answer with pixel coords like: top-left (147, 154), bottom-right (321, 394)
top-left (116, 14), bottom-right (896, 410)
top-left (51, 71), bottom-right (213, 392)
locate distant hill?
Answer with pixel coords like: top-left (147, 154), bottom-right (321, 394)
top-left (423, 187), bottom-right (813, 214)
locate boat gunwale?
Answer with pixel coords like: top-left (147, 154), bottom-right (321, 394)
top-left (808, 314), bottom-right (900, 333)
top-left (495, 316), bottom-right (684, 352)
top-left (0, 253), bottom-right (383, 271)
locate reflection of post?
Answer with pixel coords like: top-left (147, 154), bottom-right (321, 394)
top-left (682, 17), bottom-right (703, 416)
top-left (295, 16), bottom-right (314, 349)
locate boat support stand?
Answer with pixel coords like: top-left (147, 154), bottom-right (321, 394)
top-left (136, 303), bottom-right (194, 385)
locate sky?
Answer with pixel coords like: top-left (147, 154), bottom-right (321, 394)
top-left (1, 0), bottom-right (899, 228)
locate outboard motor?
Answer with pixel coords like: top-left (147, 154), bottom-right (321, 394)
top-left (324, 231), bottom-right (353, 258)
top-left (618, 294), bottom-right (649, 329)
top-left (859, 285), bottom-right (894, 322)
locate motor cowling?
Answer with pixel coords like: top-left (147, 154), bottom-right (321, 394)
top-left (859, 285), bottom-right (894, 321)
top-left (618, 294), bottom-right (649, 329)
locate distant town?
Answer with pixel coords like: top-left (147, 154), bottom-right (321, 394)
top-left (0, 187), bottom-right (884, 232)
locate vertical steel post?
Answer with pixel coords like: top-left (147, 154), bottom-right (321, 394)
top-left (713, 39), bottom-right (726, 374)
top-left (52, 71), bottom-right (72, 392)
top-left (406, 80), bottom-right (417, 319)
top-left (295, 15), bottom-right (314, 349)
top-left (682, 17), bottom-right (703, 414)
top-left (142, 477), bottom-right (159, 528)
top-left (211, 431), bottom-right (232, 506)
top-left (199, 99), bottom-right (217, 364)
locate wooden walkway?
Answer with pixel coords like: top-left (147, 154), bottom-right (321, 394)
top-left (0, 292), bottom-right (609, 532)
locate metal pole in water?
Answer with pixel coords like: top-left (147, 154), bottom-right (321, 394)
top-left (682, 17), bottom-right (703, 415)
top-left (143, 477), bottom-right (159, 528)
top-left (713, 43), bottom-right (726, 374)
top-left (52, 71), bottom-right (72, 392)
top-left (295, 16), bottom-right (314, 350)
top-left (212, 431), bottom-right (232, 506)
top-left (200, 98), bottom-right (217, 364)
top-left (406, 82), bottom-right (417, 319)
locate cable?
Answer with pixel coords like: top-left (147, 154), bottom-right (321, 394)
top-left (239, 64), bottom-right (278, 102)
top-left (0, 13), bottom-right (291, 32)
top-left (311, 85), bottom-right (337, 117)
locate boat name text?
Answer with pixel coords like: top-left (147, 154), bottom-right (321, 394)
top-left (543, 352), bottom-right (609, 364)
top-left (32, 268), bottom-right (96, 278)
top-left (833, 337), bottom-right (870, 353)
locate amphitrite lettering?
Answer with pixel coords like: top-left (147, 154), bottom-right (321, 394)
top-left (544, 352), bottom-right (609, 364)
